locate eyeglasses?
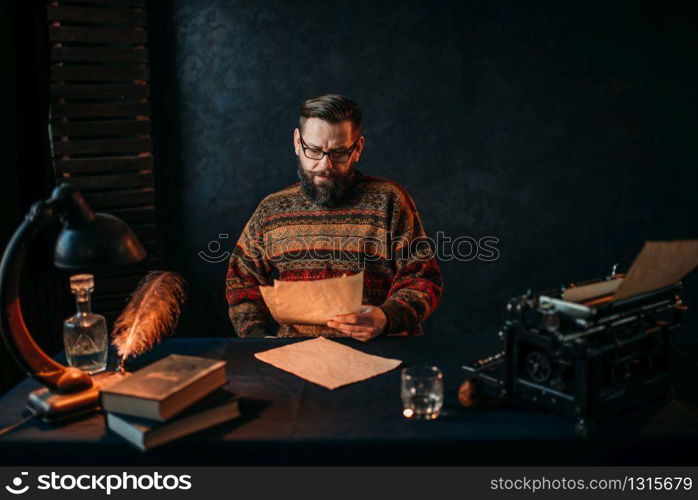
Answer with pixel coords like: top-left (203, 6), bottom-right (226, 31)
top-left (299, 133), bottom-right (359, 163)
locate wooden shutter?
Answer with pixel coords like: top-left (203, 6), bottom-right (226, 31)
top-left (47, 0), bottom-right (158, 323)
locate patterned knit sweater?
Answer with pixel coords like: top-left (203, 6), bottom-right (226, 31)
top-left (225, 170), bottom-right (443, 338)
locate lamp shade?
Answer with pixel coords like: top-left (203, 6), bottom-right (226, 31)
top-left (54, 213), bottom-right (147, 269)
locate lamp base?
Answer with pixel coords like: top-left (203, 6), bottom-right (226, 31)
top-left (27, 371), bottom-right (128, 423)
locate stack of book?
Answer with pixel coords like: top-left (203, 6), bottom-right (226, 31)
top-left (101, 354), bottom-right (239, 451)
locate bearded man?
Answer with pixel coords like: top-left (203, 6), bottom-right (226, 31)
top-left (226, 94), bottom-right (443, 340)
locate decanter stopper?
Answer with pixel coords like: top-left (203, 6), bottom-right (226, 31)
top-left (70, 274), bottom-right (94, 299)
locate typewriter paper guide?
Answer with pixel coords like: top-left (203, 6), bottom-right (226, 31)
top-left (259, 271), bottom-right (364, 325)
top-left (254, 337), bottom-right (402, 390)
top-left (613, 240), bottom-right (698, 300)
top-left (563, 278), bottom-right (623, 303)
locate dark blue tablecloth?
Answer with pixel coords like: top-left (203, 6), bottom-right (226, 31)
top-left (1, 336), bottom-right (697, 465)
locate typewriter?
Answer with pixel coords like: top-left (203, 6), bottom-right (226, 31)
top-left (463, 264), bottom-right (688, 436)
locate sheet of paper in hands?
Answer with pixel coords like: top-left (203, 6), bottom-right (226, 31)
top-left (613, 240), bottom-right (698, 300)
top-left (254, 337), bottom-right (402, 390)
top-left (259, 270), bottom-right (363, 325)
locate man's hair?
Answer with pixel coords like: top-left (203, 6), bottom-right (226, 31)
top-left (299, 94), bottom-right (363, 136)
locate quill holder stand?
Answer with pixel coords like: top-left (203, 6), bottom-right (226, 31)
top-left (0, 185), bottom-right (145, 422)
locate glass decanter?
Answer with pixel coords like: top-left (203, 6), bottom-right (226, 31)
top-left (63, 274), bottom-right (108, 374)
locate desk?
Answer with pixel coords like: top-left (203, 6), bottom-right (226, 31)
top-left (1, 336), bottom-right (697, 465)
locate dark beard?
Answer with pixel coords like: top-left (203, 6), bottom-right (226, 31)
top-left (297, 158), bottom-right (357, 207)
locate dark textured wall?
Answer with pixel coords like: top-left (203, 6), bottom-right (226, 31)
top-left (147, 0), bottom-right (698, 353)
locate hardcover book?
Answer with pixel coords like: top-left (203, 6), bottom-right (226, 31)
top-left (101, 354), bottom-right (227, 422)
top-left (106, 388), bottom-right (240, 451)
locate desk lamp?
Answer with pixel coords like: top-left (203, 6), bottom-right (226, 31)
top-left (0, 184), bottom-right (146, 421)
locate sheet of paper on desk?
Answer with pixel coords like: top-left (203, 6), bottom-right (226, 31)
top-left (254, 337), bottom-right (402, 390)
top-left (613, 240), bottom-right (698, 300)
top-left (259, 270), bottom-right (363, 325)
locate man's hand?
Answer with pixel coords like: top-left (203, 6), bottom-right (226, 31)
top-left (327, 305), bottom-right (387, 341)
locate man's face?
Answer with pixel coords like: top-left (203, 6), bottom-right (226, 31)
top-left (294, 117), bottom-right (364, 206)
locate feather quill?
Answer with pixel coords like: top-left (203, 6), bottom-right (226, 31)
top-left (111, 271), bottom-right (186, 370)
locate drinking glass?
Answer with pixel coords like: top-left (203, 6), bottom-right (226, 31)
top-left (401, 365), bottom-right (444, 420)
